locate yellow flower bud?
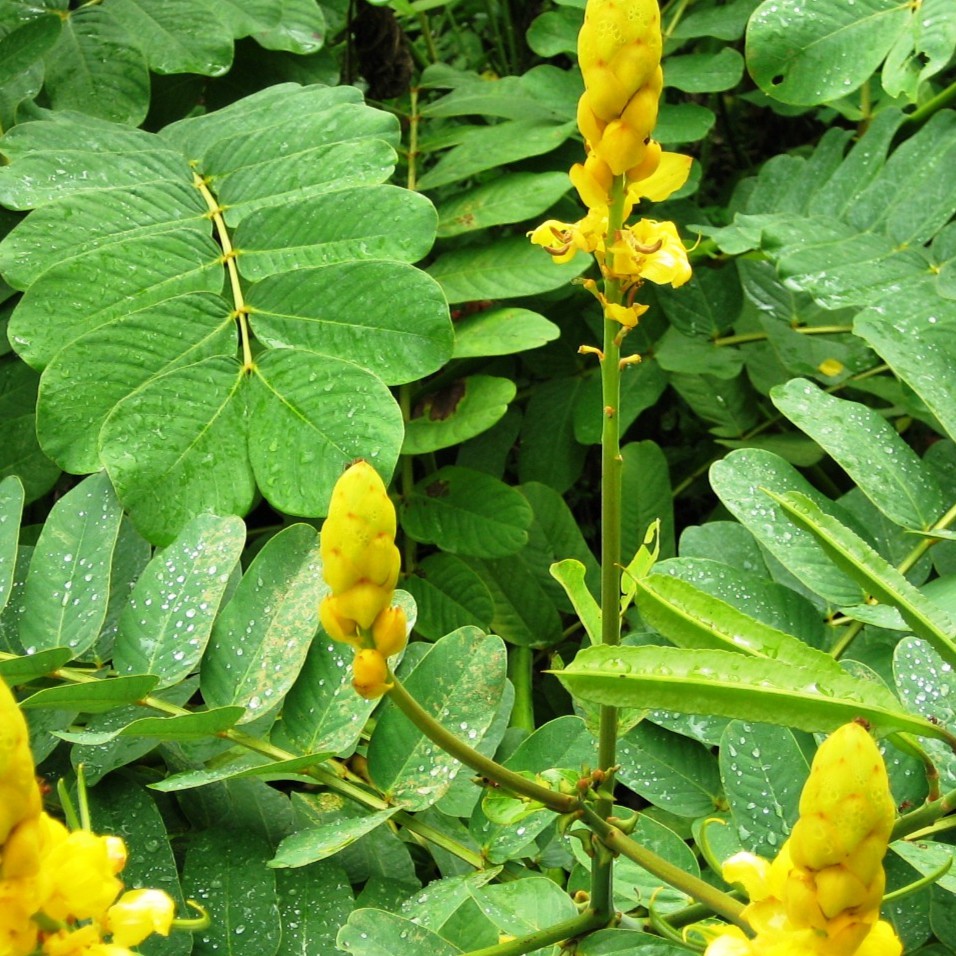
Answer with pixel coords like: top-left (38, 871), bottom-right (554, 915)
top-left (789, 723), bottom-right (894, 874)
top-left (0, 677), bottom-right (42, 845)
top-left (372, 605), bottom-right (407, 658)
top-left (334, 581), bottom-right (393, 631)
top-left (107, 888), bottom-right (176, 947)
top-left (320, 462), bottom-right (399, 593)
top-left (576, 94), bottom-right (606, 147)
top-left (813, 863), bottom-right (882, 919)
top-left (569, 154), bottom-right (615, 209)
top-left (351, 648), bottom-right (391, 699)
top-left (319, 595), bottom-right (360, 644)
top-left (320, 461), bottom-right (402, 640)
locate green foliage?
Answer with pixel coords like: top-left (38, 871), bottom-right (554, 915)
top-left (1, 0), bottom-right (955, 953)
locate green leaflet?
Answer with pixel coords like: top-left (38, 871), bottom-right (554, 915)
top-left (769, 490), bottom-right (956, 667)
top-left (555, 645), bottom-right (953, 743)
top-left (747, 0), bottom-right (913, 105)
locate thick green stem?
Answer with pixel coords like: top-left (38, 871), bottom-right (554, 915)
top-left (892, 785), bottom-right (956, 842)
top-left (386, 671), bottom-right (577, 813)
top-left (591, 173), bottom-right (630, 918)
top-left (579, 805), bottom-right (749, 930)
top-left (905, 77), bottom-right (956, 126)
top-left (508, 644), bottom-right (535, 733)
top-left (463, 910), bottom-right (607, 956)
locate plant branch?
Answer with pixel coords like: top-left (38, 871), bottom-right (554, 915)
top-left (579, 805), bottom-right (749, 930)
top-left (385, 671), bottom-right (577, 813)
top-left (905, 78), bottom-right (956, 126)
top-left (462, 909), bottom-right (608, 956)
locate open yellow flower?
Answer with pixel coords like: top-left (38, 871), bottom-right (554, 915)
top-left (605, 219), bottom-right (692, 288)
top-left (0, 676), bottom-right (179, 956)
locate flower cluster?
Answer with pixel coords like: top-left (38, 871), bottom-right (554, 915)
top-left (0, 676), bottom-right (177, 956)
top-left (319, 460), bottom-right (408, 699)
top-left (704, 722), bottom-right (901, 956)
top-left (529, 0), bottom-right (692, 327)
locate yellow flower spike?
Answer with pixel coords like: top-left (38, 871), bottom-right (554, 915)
top-left (609, 39), bottom-right (663, 100)
top-left (107, 888), bottom-right (176, 947)
top-left (0, 676), bottom-right (43, 845)
top-left (790, 723), bottom-right (894, 873)
top-left (704, 723), bottom-right (901, 956)
top-left (372, 605), bottom-right (408, 659)
top-left (352, 648), bottom-right (392, 699)
top-left (320, 460), bottom-right (404, 642)
top-left (853, 919), bottom-right (902, 956)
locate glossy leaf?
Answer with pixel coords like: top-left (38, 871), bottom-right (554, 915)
top-left (471, 878), bottom-right (577, 937)
top-left (277, 635), bottom-right (377, 756)
top-left (100, 356), bottom-right (254, 545)
top-left (0, 647), bottom-right (72, 683)
top-left (720, 721), bottom-right (810, 857)
top-left (556, 645), bottom-right (952, 742)
top-left (20, 674), bottom-right (159, 712)
top-left (747, 0), bottom-right (911, 104)
top-left (337, 910), bottom-right (463, 956)
top-left (182, 830), bottom-right (281, 956)
top-left (401, 466), bottom-right (532, 558)
top-left (247, 349), bottom-right (404, 517)
top-left (274, 863), bottom-right (354, 956)
top-left (551, 559), bottom-right (601, 645)
top-left (37, 295), bottom-right (236, 474)
top-left (0, 476), bottom-right (23, 618)
top-left (201, 524), bottom-right (322, 723)
top-left (271, 808), bottom-right (399, 869)
top-left (436, 173), bottom-right (570, 237)
top-left (855, 309), bottom-right (956, 445)
top-left (770, 490), bottom-right (956, 667)
top-left (44, 6), bottom-right (150, 124)
top-left (633, 572), bottom-right (850, 676)
top-left (771, 378), bottom-right (946, 529)
top-left (618, 721), bottom-right (723, 817)
top-left (88, 777), bottom-right (189, 956)
top-left (113, 513), bottom-right (245, 685)
top-left (710, 449), bottom-right (866, 606)
top-left (464, 554), bottom-right (564, 647)
top-left (235, 186), bottom-right (436, 280)
top-left (61, 705), bottom-right (245, 747)
top-left (20, 472), bottom-right (123, 656)
top-left (402, 553), bottom-right (495, 640)
top-left (452, 307), bottom-right (560, 359)
top-left (427, 235), bottom-right (589, 303)
top-left (246, 262), bottom-right (452, 385)
top-left (403, 375), bottom-right (516, 455)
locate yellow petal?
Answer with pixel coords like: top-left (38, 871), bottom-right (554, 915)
top-left (722, 851), bottom-right (772, 901)
top-left (352, 648), bottom-right (392, 699)
top-left (628, 151), bottom-right (693, 202)
top-left (372, 605), bottom-right (408, 658)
